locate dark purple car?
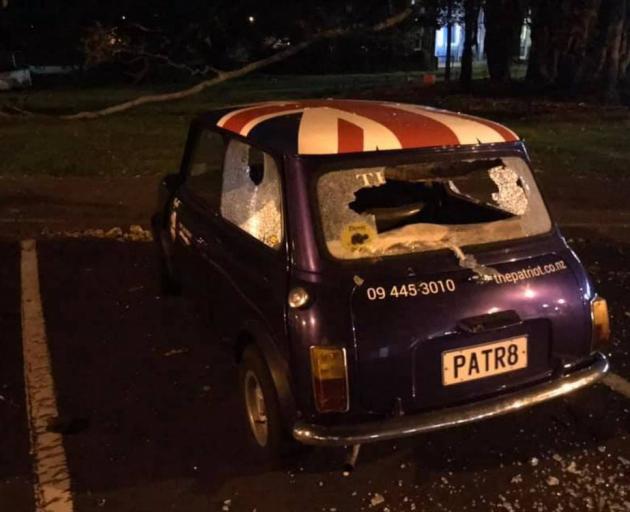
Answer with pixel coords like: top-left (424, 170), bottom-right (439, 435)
top-left (152, 99), bottom-right (610, 458)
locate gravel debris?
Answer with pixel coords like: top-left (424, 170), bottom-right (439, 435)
top-left (41, 225), bottom-right (153, 242)
top-left (163, 348), bottom-right (188, 357)
top-left (546, 476), bottom-right (560, 487)
top-left (565, 461), bottom-right (582, 475)
top-left (370, 493), bottom-right (385, 507)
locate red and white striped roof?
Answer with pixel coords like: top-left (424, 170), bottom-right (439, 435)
top-left (215, 99), bottom-right (519, 156)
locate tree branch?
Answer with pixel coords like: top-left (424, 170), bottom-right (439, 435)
top-left (1, 104), bottom-right (35, 117)
top-left (131, 51), bottom-right (218, 77)
top-left (57, 7), bottom-right (411, 120)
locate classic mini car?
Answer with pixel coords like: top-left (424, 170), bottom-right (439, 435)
top-left (152, 99), bottom-right (610, 457)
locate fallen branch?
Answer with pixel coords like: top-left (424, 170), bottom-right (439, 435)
top-left (1, 103), bottom-right (35, 117)
top-left (53, 7), bottom-right (411, 120)
top-left (133, 51), bottom-right (214, 77)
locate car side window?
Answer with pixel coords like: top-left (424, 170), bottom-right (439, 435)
top-left (220, 139), bottom-right (283, 250)
top-left (185, 129), bottom-right (225, 208)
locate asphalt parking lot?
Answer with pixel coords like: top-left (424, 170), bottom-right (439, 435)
top-left (1, 233), bottom-right (630, 512)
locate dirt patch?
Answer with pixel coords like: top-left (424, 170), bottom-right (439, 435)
top-left (0, 175), bottom-right (161, 240)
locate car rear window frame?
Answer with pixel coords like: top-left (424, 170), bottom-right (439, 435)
top-left (301, 142), bottom-right (556, 266)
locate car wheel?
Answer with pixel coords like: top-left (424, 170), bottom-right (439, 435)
top-left (239, 345), bottom-right (294, 459)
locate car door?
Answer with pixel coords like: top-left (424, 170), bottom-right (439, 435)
top-left (169, 128), bottom-right (227, 324)
top-left (213, 138), bottom-right (289, 342)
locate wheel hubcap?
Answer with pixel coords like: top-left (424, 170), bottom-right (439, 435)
top-left (244, 370), bottom-right (268, 447)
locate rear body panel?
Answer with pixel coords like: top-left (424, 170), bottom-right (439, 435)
top-left (349, 248), bottom-right (590, 413)
top-left (287, 235), bottom-right (594, 419)
top-left (285, 143), bottom-right (596, 421)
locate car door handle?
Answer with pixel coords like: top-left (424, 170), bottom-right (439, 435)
top-left (194, 235), bottom-right (223, 250)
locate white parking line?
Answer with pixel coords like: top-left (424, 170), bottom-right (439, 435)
top-left (21, 240), bottom-right (74, 512)
top-left (561, 222), bottom-right (630, 228)
top-left (602, 372), bottom-right (630, 399)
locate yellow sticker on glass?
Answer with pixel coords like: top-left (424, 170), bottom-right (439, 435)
top-left (340, 222), bottom-right (377, 251)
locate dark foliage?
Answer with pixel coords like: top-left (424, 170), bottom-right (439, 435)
top-left (527, 0), bottom-right (630, 100)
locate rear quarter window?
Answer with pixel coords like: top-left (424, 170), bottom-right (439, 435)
top-left (220, 139), bottom-right (284, 250)
top-left (185, 130), bottom-right (225, 208)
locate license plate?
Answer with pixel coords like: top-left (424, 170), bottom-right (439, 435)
top-left (442, 336), bottom-right (528, 386)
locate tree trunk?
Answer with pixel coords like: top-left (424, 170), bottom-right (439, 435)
top-left (445, 0), bottom-right (453, 82)
top-left (602, 0), bottom-right (627, 100)
top-left (526, 0), bottom-right (630, 100)
top-left (485, 0), bottom-right (524, 83)
top-left (561, 0), bottom-right (603, 90)
top-left (620, 18), bottom-right (630, 85)
top-left (527, 0), bottom-right (573, 85)
top-left (526, 0), bottom-right (557, 83)
top-left (461, 0), bottom-right (480, 88)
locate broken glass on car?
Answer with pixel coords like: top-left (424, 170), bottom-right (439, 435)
top-left (317, 156), bottom-right (551, 260)
top-left (221, 140), bottom-right (283, 249)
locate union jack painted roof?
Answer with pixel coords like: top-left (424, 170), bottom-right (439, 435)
top-left (204, 99), bottom-right (519, 156)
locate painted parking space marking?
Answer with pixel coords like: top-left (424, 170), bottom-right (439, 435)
top-left (21, 240), bottom-right (74, 512)
top-left (562, 222), bottom-right (630, 228)
top-left (602, 372), bottom-right (630, 400)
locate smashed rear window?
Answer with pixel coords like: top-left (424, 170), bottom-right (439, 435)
top-left (316, 156), bottom-right (551, 260)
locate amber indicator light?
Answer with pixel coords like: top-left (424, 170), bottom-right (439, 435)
top-left (591, 296), bottom-right (611, 348)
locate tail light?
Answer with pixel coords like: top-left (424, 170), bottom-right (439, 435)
top-left (310, 346), bottom-right (349, 413)
top-left (591, 296), bottom-right (611, 348)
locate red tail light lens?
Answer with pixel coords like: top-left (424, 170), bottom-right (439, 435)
top-left (310, 346), bottom-right (349, 413)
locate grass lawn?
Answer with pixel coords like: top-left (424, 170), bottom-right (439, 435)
top-left (517, 121), bottom-right (630, 177)
top-left (1, 73), bottom-right (432, 177)
top-left (1, 71), bottom-right (629, 179)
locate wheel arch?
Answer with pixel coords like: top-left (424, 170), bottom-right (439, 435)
top-left (234, 320), bottom-right (297, 426)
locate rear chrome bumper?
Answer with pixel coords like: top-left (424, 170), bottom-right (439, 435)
top-left (292, 352), bottom-right (609, 447)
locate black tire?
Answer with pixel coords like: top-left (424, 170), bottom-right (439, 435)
top-left (238, 345), bottom-right (295, 459)
top-left (157, 231), bottom-right (181, 296)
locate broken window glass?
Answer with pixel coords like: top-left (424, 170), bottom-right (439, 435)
top-left (317, 156), bottom-right (550, 260)
top-left (221, 139), bottom-right (283, 249)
